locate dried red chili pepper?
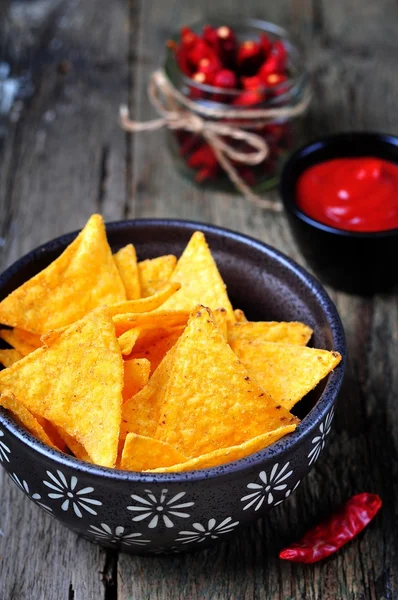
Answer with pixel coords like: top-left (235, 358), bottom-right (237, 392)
top-left (260, 33), bottom-right (272, 58)
top-left (213, 69), bottom-right (237, 89)
top-left (188, 40), bottom-right (216, 69)
top-left (233, 89), bottom-right (265, 106)
top-left (180, 27), bottom-right (200, 50)
top-left (216, 26), bottom-right (237, 69)
top-left (237, 40), bottom-right (264, 76)
top-left (187, 144), bottom-right (218, 169)
top-left (203, 25), bottom-right (218, 50)
top-left (241, 75), bottom-right (263, 91)
top-left (197, 56), bottom-right (222, 76)
top-left (279, 493), bottom-right (382, 564)
top-left (258, 54), bottom-right (282, 79)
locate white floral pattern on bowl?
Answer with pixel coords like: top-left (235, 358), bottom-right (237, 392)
top-left (43, 469), bottom-right (102, 517)
top-left (127, 489), bottom-right (194, 529)
top-left (9, 472), bottom-right (52, 512)
top-left (88, 523), bottom-right (150, 546)
top-left (241, 462), bottom-right (294, 511)
top-left (0, 429), bottom-right (10, 463)
top-left (308, 408), bottom-right (335, 465)
top-left (175, 517), bottom-right (239, 545)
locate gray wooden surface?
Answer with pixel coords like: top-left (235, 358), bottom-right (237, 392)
top-left (0, 1), bottom-right (397, 598)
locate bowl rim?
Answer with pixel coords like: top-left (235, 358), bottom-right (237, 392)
top-left (280, 131), bottom-right (398, 238)
top-left (0, 218), bottom-right (346, 482)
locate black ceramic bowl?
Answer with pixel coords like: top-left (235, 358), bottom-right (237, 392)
top-left (280, 132), bottom-right (398, 294)
top-left (0, 220), bottom-right (345, 555)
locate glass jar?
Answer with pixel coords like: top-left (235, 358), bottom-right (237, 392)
top-left (163, 19), bottom-right (310, 193)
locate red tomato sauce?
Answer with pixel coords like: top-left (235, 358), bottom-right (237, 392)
top-left (296, 157), bottom-right (398, 232)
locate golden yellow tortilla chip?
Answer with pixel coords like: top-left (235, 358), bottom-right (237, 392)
top-left (0, 308), bottom-right (123, 467)
top-left (107, 282), bottom-right (180, 317)
top-left (234, 309), bottom-right (248, 323)
top-left (0, 392), bottom-right (56, 448)
top-left (35, 417), bottom-right (67, 452)
top-left (169, 232), bottom-right (235, 321)
top-left (0, 215), bottom-right (126, 334)
top-left (129, 327), bottom-right (183, 374)
top-left (147, 425), bottom-right (296, 472)
top-left (228, 321), bottom-right (313, 347)
top-left (118, 328), bottom-right (141, 356)
top-left (0, 349), bottom-right (23, 367)
top-left (156, 306), bottom-right (298, 457)
top-left (114, 244), bottom-right (141, 300)
top-left (0, 328), bottom-right (42, 356)
top-left (121, 346), bottom-right (178, 439)
top-left (158, 288), bottom-right (198, 313)
top-left (121, 433), bottom-right (187, 471)
top-left (123, 358), bottom-right (151, 402)
top-left (56, 426), bottom-right (92, 462)
top-left (139, 255), bottom-right (177, 297)
top-left (231, 340), bottom-right (342, 411)
top-left (213, 308), bottom-right (228, 341)
top-left (41, 284), bottom-right (182, 346)
top-left (113, 309), bottom-right (189, 337)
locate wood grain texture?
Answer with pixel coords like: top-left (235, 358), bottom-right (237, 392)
top-left (0, 0), bottom-right (397, 598)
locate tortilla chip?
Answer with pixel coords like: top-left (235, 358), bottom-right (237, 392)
top-left (158, 289), bottom-right (198, 313)
top-left (147, 425), bottom-right (296, 472)
top-left (33, 417), bottom-right (66, 452)
top-left (113, 309), bottom-right (189, 337)
top-left (231, 340), bottom-right (342, 410)
top-left (118, 328), bottom-right (141, 356)
top-left (114, 244), bottom-right (141, 300)
top-left (0, 392), bottom-right (57, 448)
top-left (213, 308), bottom-right (228, 341)
top-left (139, 255), bottom-right (177, 297)
top-left (156, 306), bottom-right (298, 457)
top-left (107, 282), bottom-right (180, 317)
top-left (121, 346), bottom-right (178, 439)
top-left (169, 232), bottom-right (235, 321)
top-left (234, 309), bottom-right (248, 323)
top-left (0, 328), bottom-right (42, 356)
top-left (123, 358), bottom-right (151, 402)
top-left (228, 321), bottom-right (313, 347)
top-left (129, 327), bottom-right (183, 374)
top-left (121, 433), bottom-right (187, 471)
top-left (0, 215), bottom-right (126, 334)
top-left (0, 349), bottom-right (23, 368)
top-left (0, 308), bottom-right (123, 467)
top-left (56, 426), bottom-right (92, 462)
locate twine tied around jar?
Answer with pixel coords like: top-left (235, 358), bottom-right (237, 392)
top-left (120, 69), bottom-right (311, 211)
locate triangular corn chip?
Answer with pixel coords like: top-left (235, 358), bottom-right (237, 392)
top-left (121, 346), bottom-right (178, 439)
top-left (231, 340), bottom-right (342, 410)
top-left (155, 307), bottom-right (298, 457)
top-left (139, 255), bottom-right (177, 297)
top-left (234, 308), bottom-right (248, 323)
top-left (129, 327), bottom-right (183, 374)
top-left (118, 328), bottom-right (141, 356)
top-left (113, 309), bottom-right (189, 337)
top-left (159, 288), bottom-right (198, 313)
top-left (121, 433), bottom-right (187, 471)
top-left (147, 425), bottom-right (296, 472)
top-left (213, 307), bottom-right (228, 341)
top-left (0, 215), bottom-right (126, 333)
top-left (114, 244), bottom-right (141, 300)
top-left (169, 232), bottom-right (235, 321)
top-left (0, 392), bottom-right (57, 448)
top-left (0, 328), bottom-right (42, 356)
top-left (123, 358), bottom-right (151, 402)
top-left (228, 321), bottom-right (313, 347)
top-left (0, 308), bottom-right (123, 467)
top-left (107, 282), bottom-right (180, 317)
top-left (0, 349), bottom-right (23, 367)
top-left (56, 426), bottom-right (92, 462)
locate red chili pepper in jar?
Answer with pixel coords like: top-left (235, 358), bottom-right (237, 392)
top-left (232, 89), bottom-right (265, 106)
top-left (279, 493), bottom-right (382, 564)
top-left (180, 27), bottom-right (200, 50)
top-left (203, 25), bottom-right (218, 50)
top-left (237, 40), bottom-right (265, 76)
top-left (187, 144), bottom-right (218, 169)
top-left (215, 26), bottom-right (237, 69)
top-left (259, 33), bottom-right (273, 58)
top-left (241, 75), bottom-right (263, 91)
top-left (188, 40), bottom-right (216, 70)
top-left (197, 56), bottom-right (222, 76)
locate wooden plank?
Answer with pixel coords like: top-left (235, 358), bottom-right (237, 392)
top-left (119, 1), bottom-right (398, 599)
top-left (0, 1), bottom-right (135, 599)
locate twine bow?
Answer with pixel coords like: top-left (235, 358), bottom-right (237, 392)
top-left (120, 69), bottom-right (311, 211)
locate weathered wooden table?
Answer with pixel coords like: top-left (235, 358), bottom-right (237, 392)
top-left (0, 1), bottom-right (397, 598)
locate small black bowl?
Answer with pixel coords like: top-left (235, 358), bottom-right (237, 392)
top-left (0, 220), bottom-right (345, 554)
top-left (280, 132), bottom-right (398, 294)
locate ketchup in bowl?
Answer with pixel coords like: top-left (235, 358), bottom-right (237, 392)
top-left (296, 157), bottom-right (398, 232)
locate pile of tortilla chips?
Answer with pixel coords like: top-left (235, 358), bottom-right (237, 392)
top-left (0, 214), bottom-right (341, 472)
